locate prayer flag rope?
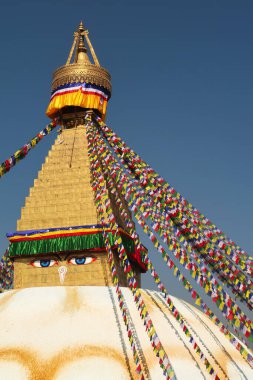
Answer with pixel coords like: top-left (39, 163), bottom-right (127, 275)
top-left (88, 118), bottom-right (253, 356)
top-left (152, 207), bottom-right (252, 309)
top-left (130, 185), bottom-right (253, 310)
top-left (0, 119), bottom-right (58, 178)
top-left (138, 183), bottom-right (253, 305)
top-left (101, 137), bottom-right (253, 318)
top-left (153, 204), bottom-right (252, 300)
top-left (86, 116), bottom-right (145, 378)
top-left (92, 180), bottom-right (145, 378)
top-left (100, 162), bottom-right (253, 370)
top-left (95, 120), bottom-right (253, 308)
top-left (99, 120), bottom-right (253, 296)
top-left (87, 149), bottom-right (145, 379)
top-left (86, 118), bottom-right (176, 380)
top-left (93, 130), bottom-right (224, 378)
top-left (91, 122), bottom-right (253, 343)
top-left (0, 249), bottom-right (13, 292)
top-left (124, 195), bottom-right (253, 363)
top-left (97, 118), bottom-right (253, 278)
top-left (97, 121), bottom-right (253, 307)
top-left (124, 171), bottom-right (253, 342)
top-left (146, 259), bottom-right (224, 377)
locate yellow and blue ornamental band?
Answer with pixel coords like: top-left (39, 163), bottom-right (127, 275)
top-left (46, 82), bottom-right (111, 119)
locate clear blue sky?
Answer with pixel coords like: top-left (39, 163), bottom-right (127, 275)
top-left (0, 1), bottom-right (252, 304)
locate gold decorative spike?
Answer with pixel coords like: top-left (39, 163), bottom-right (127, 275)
top-left (79, 20), bottom-right (84, 31)
top-left (83, 29), bottom-right (100, 67)
top-left (66, 32), bottom-right (78, 65)
top-left (66, 22), bottom-right (90, 65)
top-left (76, 24), bottom-right (90, 64)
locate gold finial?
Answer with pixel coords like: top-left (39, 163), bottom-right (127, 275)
top-left (78, 20), bottom-right (84, 32)
top-left (75, 21), bottom-right (90, 64)
top-left (66, 21), bottom-right (101, 66)
top-left (66, 21), bottom-right (89, 65)
top-left (47, 21), bottom-right (112, 120)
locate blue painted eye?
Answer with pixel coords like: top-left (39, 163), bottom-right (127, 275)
top-left (75, 258), bottom-right (86, 265)
top-left (31, 259), bottom-right (58, 268)
top-left (68, 257), bottom-right (96, 265)
top-left (40, 260), bottom-right (51, 267)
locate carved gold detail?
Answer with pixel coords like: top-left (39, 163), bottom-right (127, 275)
top-left (51, 63), bottom-right (112, 93)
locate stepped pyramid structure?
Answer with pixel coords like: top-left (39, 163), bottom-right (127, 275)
top-left (17, 125), bottom-right (98, 230)
top-left (14, 120), bottom-right (142, 289)
top-left (0, 22), bottom-right (252, 380)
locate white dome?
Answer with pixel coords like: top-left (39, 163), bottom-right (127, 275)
top-left (0, 286), bottom-right (251, 379)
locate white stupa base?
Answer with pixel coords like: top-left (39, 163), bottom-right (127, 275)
top-left (0, 286), bottom-right (251, 379)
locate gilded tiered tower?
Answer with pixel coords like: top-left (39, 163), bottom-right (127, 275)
top-left (11, 22), bottom-right (145, 289)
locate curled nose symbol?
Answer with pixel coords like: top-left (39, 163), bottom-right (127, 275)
top-left (58, 266), bottom-right (67, 284)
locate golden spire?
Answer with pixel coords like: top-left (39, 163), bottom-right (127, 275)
top-left (46, 21), bottom-right (112, 120)
top-left (76, 21), bottom-right (90, 64)
top-left (66, 21), bottom-right (90, 64)
top-left (65, 21), bottom-right (101, 66)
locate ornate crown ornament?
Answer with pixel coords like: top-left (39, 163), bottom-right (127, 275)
top-left (46, 21), bottom-right (112, 119)
top-left (52, 63), bottom-right (111, 93)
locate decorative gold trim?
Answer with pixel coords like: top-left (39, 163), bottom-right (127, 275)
top-left (52, 63), bottom-right (111, 94)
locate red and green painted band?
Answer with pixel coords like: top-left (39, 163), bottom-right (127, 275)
top-left (8, 233), bottom-right (147, 272)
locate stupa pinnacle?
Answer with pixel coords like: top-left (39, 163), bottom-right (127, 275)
top-left (9, 22), bottom-right (144, 289)
top-left (46, 21), bottom-right (111, 121)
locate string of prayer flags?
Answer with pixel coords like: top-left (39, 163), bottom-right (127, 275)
top-left (88, 117), bottom-right (252, 348)
top-left (0, 249), bottom-right (13, 292)
top-left (92, 124), bottom-right (253, 342)
top-left (86, 115), bottom-right (145, 379)
top-left (99, 126), bottom-right (253, 298)
top-left (86, 119), bottom-right (176, 380)
top-left (96, 117), bottom-right (253, 279)
top-left (91, 124), bottom-right (225, 379)
top-left (0, 119), bottom-right (58, 179)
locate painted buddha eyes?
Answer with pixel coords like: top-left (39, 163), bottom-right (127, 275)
top-left (68, 257), bottom-right (96, 265)
top-left (30, 257), bottom-right (96, 267)
top-left (31, 259), bottom-right (58, 268)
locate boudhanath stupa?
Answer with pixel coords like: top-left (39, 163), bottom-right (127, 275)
top-left (0, 22), bottom-right (252, 380)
